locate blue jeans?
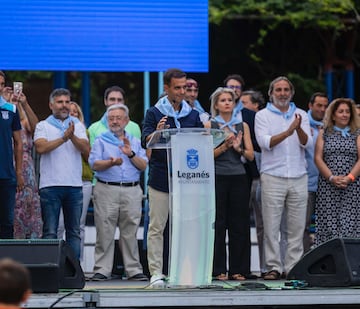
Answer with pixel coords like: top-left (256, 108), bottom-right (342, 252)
top-left (0, 181), bottom-right (16, 238)
top-left (40, 186), bottom-right (82, 260)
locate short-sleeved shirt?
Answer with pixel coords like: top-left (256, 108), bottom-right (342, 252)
top-left (34, 119), bottom-right (88, 189)
top-left (0, 104), bottom-right (21, 182)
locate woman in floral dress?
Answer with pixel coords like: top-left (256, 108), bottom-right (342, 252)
top-left (314, 98), bottom-right (360, 246)
top-left (12, 92), bottom-right (42, 238)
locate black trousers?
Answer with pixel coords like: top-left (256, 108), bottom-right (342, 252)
top-left (213, 174), bottom-right (251, 276)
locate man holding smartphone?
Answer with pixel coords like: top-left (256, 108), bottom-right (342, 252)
top-left (0, 71), bottom-right (23, 239)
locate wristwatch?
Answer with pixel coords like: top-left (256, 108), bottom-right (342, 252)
top-left (128, 151), bottom-right (136, 159)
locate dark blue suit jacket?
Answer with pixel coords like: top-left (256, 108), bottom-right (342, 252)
top-left (241, 107), bottom-right (260, 179)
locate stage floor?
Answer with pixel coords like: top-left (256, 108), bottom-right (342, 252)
top-left (24, 277), bottom-right (360, 309)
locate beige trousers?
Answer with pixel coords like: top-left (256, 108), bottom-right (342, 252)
top-left (147, 186), bottom-right (169, 276)
top-left (261, 173), bottom-right (307, 274)
top-left (92, 182), bottom-right (143, 277)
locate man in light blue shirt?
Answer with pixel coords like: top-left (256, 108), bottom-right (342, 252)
top-left (304, 92), bottom-right (328, 252)
top-left (88, 86), bottom-right (141, 146)
top-left (88, 103), bottom-right (148, 282)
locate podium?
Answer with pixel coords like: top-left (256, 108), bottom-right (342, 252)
top-left (147, 128), bottom-right (226, 287)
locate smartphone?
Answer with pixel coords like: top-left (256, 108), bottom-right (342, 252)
top-left (13, 82), bottom-right (23, 96)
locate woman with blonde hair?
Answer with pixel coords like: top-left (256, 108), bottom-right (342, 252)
top-left (315, 98), bottom-right (360, 246)
top-left (205, 87), bottom-right (254, 281)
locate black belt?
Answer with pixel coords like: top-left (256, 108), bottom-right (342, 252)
top-left (97, 179), bottom-right (139, 187)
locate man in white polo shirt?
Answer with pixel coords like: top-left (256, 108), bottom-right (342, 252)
top-left (34, 88), bottom-right (89, 260)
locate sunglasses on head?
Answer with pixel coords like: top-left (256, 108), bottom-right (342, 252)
top-left (186, 82), bottom-right (198, 89)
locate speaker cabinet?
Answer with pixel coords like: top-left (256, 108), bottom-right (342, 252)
top-left (288, 238), bottom-right (360, 287)
top-left (0, 239), bottom-right (85, 293)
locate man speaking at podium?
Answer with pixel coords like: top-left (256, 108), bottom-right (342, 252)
top-left (142, 68), bottom-right (203, 287)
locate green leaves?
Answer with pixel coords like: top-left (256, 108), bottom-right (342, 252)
top-left (209, 0), bottom-right (358, 63)
top-left (209, 0), bottom-right (357, 31)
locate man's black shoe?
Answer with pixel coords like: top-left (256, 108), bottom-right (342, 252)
top-left (91, 273), bottom-right (109, 281)
top-left (128, 273), bottom-right (148, 281)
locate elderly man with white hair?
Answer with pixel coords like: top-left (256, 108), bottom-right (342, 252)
top-left (89, 103), bottom-right (148, 282)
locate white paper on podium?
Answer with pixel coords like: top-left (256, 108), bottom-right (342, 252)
top-left (168, 132), bottom-right (215, 286)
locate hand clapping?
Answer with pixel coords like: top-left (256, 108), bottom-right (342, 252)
top-left (63, 121), bottom-right (75, 141)
top-left (287, 113), bottom-right (302, 136)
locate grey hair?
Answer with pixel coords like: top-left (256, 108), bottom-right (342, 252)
top-left (209, 87), bottom-right (236, 117)
top-left (267, 76), bottom-right (295, 102)
top-left (107, 103), bottom-right (129, 117)
top-left (241, 90), bottom-right (265, 109)
top-left (49, 88), bottom-right (71, 103)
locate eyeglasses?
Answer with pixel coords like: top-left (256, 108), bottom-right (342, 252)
top-left (186, 82), bottom-right (198, 89)
top-left (109, 116), bottom-right (127, 122)
top-left (226, 85), bottom-right (242, 90)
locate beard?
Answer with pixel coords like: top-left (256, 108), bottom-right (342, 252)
top-left (110, 125), bottom-right (124, 135)
top-left (54, 109), bottom-right (69, 120)
top-left (272, 97), bottom-right (290, 108)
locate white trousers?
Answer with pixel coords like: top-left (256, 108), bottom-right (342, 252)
top-left (261, 173), bottom-right (307, 274)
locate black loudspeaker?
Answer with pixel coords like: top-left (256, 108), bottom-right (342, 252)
top-left (288, 238), bottom-right (360, 287)
top-left (0, 239), bottom-right (85, 293)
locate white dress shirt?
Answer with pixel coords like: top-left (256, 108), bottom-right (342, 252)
top-left (255, 105), bottom-right (312, 178)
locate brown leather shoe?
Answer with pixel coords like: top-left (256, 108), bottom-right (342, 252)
top-left (263, 270), bottom-right (281, 280)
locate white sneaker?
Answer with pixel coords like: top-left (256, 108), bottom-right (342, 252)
top-left (150, 274), bottom-right (166, 288)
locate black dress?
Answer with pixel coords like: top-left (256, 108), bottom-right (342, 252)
top-left (315, 128), bottom-right (360, 246)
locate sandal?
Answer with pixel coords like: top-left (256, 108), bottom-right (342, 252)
top-left (263, 270), bottom-right (281, 280)
top-left (229, 274), bottom-right (246, 281)
top-left (214, 273), bottom-right (228, 280)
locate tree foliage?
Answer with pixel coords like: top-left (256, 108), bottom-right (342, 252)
top-left (209, 0), bottom-right (360, 61)
top-left (209, 0), bottom-right (360, 104)
top-left (209, 0), bottom-right (359, 30)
